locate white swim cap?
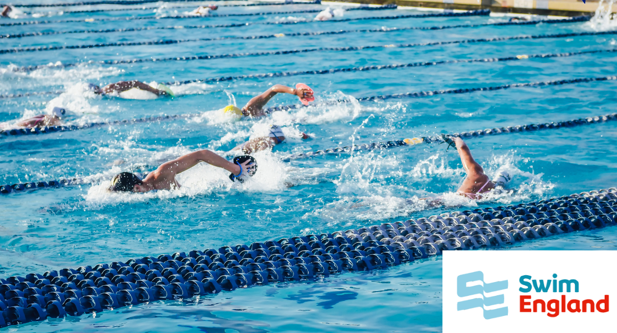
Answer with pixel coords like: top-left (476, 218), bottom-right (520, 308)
top-left (493, 171), bottom-right (511, 187)
top-left (52, 107), bottom-right (66, 119)
top-left (269, 125), bottom-right (284, 139)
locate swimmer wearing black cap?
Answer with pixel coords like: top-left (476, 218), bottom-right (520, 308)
top-left (109, 150), bottom-right (257, 193)
top-left (232, 124), bottom-right (310, 154)
top-left (88, 80), bottom-right (173, 97)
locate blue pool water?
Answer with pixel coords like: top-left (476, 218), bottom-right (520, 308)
top-left (2, 1), bottom-right (617, 331)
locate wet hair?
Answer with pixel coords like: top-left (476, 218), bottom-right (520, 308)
top-left (109, 172), bottom-right (143, 192)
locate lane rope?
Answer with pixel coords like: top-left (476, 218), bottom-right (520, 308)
top-left (2, 111), bottom-right (616, 194)
top-left (0, 10), bottom-right (490, 55)
top-left (20, 1), bottom-right (323, 15)
top-left (0, 4), bottom-right (398, 27)
top-left (0, 12), bottom-right (584, 41)
top-left (2, 6), bottom-right (516, 40)
top-left (3, 21), bottom-right (603, 76)
top-left (0, 187), bottom-right (615, 327)
top-left (14, 0), bottom-right (307, 8)
top-left (3, 45), bottom-right (610, 100)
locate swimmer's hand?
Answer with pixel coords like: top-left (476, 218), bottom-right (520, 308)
top-left (294, 87), bottom-right (313, 100)
top-left (233, 159), bottom-right (256, 176)
top-left (454, 137), bottom-right (466, 149)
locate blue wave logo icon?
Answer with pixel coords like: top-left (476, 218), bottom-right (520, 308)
top-left (457, 271), bottom-right (508, 319)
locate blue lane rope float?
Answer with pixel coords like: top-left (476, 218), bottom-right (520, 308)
top-left (5, 46), bottom-right (611, 100)
top-left (0, 11), bottom-right (492, 55)
top-left (0, 187), bottom-right (615, 327)
top-left (5, 24), bottom-right (606, 75)
top-left (2, 111), bottom-right (616, 194)
top-left (2, 7), bottom-right (514, 40)
top-left (23, 1), bottom-right (323, 15)
top-left (0, 12), bottom-right (584, 41)
top-left (0, 4), bottom-right (399, 27)
top-left (1, 75), bottom-right (615, 141)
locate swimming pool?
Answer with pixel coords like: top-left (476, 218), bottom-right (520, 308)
top-left (2, 0), bottom-right (617, 331)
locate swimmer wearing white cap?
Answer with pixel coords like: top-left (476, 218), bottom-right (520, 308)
top-left (446, 136), bottom-right (511, 200)
top-left (411, 136), bottom-right (511, 207)
top-left (3, 107), bottom-right (67, 129)
top-left (232, 124), bottom-right (310, 154)
top-left (109, 150), bottom-right (257, 193)
top-left (87, 80), bottom-right (174, 98)
top-left (223, 83), bottom-right (315, 119)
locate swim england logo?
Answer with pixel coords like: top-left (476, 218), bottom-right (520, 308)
top-left (457, 271), bottom-right (509, 319)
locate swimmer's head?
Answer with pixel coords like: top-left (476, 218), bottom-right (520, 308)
top-left (223, 105), bottom-right (243, 120)
top-left (492, 170), bottom-right (512, 188)
top-left (86, 83), bottom-right (103, 95)
top-left (109, 172), bottom-right (143, 192)
top-left (51, 107), bottom-right (66, 119)
top-left (269, 125), bottom-right (285, 144)
top-left (229, 155), bottom-right (258, 183)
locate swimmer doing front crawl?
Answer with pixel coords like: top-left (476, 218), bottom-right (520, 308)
top-left (109, 150), bottom-right (257, 193)
top-left (225, 83), bottom-right (314, 154)
top-left (87, 80), bottom-right (174, 99)
top-left (418, 136), bottom-right (511, 206)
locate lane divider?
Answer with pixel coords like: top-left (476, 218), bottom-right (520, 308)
top-left (24, 1), bottom-right (323, 15)
top-left (0, 187), bottom-right (615, 327)
top-left (4, 21), bottom-right (602, 76)
top-left (1, 111), bottom-right (616, 194)
top-left (0, 4), bottom-right (398, 27)
top-left (15, 0), bottom-right (285, 7)
top-left (3, 7), bottom-right (513, 40)
top-left (0, 10), bottom-right (489, 55)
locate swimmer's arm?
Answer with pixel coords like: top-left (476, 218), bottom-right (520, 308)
top-left (454, 138), bottom-right (484, 175)
top-left (235, 137), bottom-right (280, 154)
top-left (102, 80), bottom-right (164, 96)
top-left (243, 84), bottom-right (310, 117)
top-left (156, 150), bottom-right (240, 180)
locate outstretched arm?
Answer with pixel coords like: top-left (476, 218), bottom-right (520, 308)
top-left (152, 150), bottom-right (250, 183)
top-left (102, 80), bottom-right (165, 96)
top-left (243, 84), bottom-right (312, 117)
top-left (454, 138), bottom-right (484, 176)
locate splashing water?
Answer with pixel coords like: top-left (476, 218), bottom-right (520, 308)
top-left (586, 0), bottom-right (617, 31)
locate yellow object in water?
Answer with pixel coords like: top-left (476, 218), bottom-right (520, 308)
top-left (516, 55), bottom-right (529, 60)
top-left (275, 33), bottom-right (285, 37)
top-left (224, 105), bottom-right (243, 118)
top-left (404, 137), bottom-right (424, 145)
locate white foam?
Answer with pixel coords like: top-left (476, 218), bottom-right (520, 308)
top-left (585, 0), bottom-right (617, 31)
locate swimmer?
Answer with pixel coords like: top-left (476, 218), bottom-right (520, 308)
top-left (509, 17), bottom-right (530, 22)
top-left (2, 107), bottom-right (66, 129)
top-left (232, 124), bottom-right (310, 154)
top-left (223, 83), bottom-right (314, 119)
top-left (109, 150), bottom-right (257, 193)
top-left (314, 7), bottom-right (343, 21)
top-left (1, 5), bottom-right (12, 18)
top-left (449, 136), bottom-right (511, 200)
top-left (190, 5), bottom-right (218, 16)
top-left (87, 80), bottom-right (174, 99)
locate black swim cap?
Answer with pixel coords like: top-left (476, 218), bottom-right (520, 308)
top-left (109, 172), bottom-right (143, 192)
top-left (229, 155), bottom-right (258, 183)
